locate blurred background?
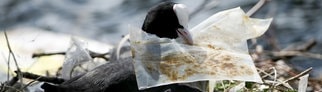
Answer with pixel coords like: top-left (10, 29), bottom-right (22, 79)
top-left (0, 0), bottom-right (321, 91)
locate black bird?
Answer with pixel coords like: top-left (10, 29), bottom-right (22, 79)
top-left (142, 1), bottom-right (193, 45)
top-left (41, 1), bottom-right (199, 92)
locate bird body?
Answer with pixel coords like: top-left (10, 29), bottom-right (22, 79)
top-left (42, 48), bottom-right (201, 92)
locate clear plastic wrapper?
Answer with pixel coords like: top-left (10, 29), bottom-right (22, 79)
top-left (61, 38), bottom-right (92, 79)
top-left (130, 7), bottom-right (273, 90)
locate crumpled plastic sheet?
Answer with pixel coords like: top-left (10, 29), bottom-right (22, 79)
top-left (130, 7), bottom-right (273, 90)
top-left (61, 38), bottom-right (92, 79)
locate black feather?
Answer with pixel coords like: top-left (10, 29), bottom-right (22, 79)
top-left (142, 2), bottom-right (181, 39)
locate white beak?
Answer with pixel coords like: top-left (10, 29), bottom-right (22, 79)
top-left (177, 28), bottom-right (193, 45)
top-left (173, 4), bottom-right (193, 45)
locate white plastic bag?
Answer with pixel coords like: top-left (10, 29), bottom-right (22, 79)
top-left (130, 7), bottom-right (272, 90)
top-left (61, 38), bottom-right (92, 79)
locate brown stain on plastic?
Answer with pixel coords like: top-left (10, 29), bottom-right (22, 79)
top-left (207, 44), bottom-right (223, 50)
top-left (160, 63), bottom-right (179, 80)
top-left (221, 63), bottom-right (235, 69)
top-left (160, 53), bottom-right (196, 80)
top-left (216, 54), bottom-right (255, 77)
top-left (145, 62), bottom-right (155, 73)
top-left (159, 50), bottom-right (255, 81)
top-left (156, 44), bottom-right (255, 81)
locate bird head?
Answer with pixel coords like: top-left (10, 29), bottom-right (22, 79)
top-left (142, 2), bottom-right (193, 45)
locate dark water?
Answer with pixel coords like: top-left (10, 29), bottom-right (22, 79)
top-left (0, 0), bottom-right (321, 77)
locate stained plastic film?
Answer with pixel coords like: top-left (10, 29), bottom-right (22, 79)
top-left (130, 7), bottom-right (273, 90)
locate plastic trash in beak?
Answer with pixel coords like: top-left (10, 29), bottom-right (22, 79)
top-left (130, 7), bottom-right (273, 90)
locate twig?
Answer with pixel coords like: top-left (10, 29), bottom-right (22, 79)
top-left (282, 38), bottom-right (316, 51)
top-left (22, 79), bottom-right (38, 90)
top-left (32, 52), bottom-right (66, 58)
top-left (258, 68), bottom-right (293, 90)
top-left (257, 68), bottom-right (274, 79)
top-left (246, 0), bottom-right (268, 16)
top-left (270, 67), bottom-right (277, 90)
top-left (15, 71), bottom-right (65, 84)
top-left (265, 38), bottom-right (317, 60)
top-left (263, 80), bottom-right (293, 90)
top-left (32, 51), bottom-right (109, 61)
top-left (221, 81), bottom-right (226, 91)
top-left (276, 67), bottom-right (313, 86)
top-left (7, 52), bottom-right (11, 81)
top-left (89, 51), bottom-right (110, 61)
top-left (271, 51), bottom-right (322, 60)
top-left (4, 32), bottom-right (21, 73)
top-left (4, 31), bottom-right (23, 89)
top-left (272, 67), bottom-right (277, 86)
